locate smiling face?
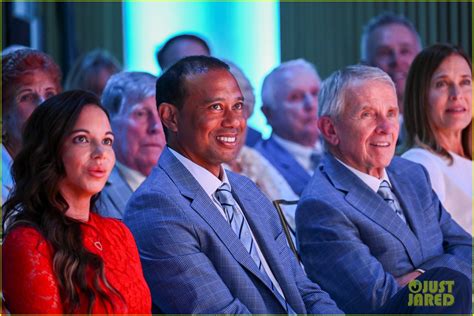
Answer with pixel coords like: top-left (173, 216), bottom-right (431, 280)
top-left (367, 23), bottom-right (420, 109)
top-left (112, 96), bottom-right (165, 176)
top-left (161, 68), bottom-right (245, 177)
top-left (4, 70), bottom-right (59, 156)
top-left (427, 54), bottom-right (472, 138)
top-left (265, 66), bottom-right (321, 147)
top-left (329, 80), bottom-right (399, 178)
top-left (59, 105), bottom-right (115, 201)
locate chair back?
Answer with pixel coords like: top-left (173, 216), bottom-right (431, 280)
top-left (272, 199), bottom-right (301, 263)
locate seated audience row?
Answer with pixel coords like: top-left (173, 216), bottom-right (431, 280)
top-left (2, 20), bottom-right (472, 313)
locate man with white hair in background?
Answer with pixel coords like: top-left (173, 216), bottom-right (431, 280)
top-left (98, 71), bottom-right (166, 219)
top-left (255, 59), bottom-right (322, 196)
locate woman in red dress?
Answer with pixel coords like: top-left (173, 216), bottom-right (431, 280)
top-left (2, 90), bottom-right (151, 314)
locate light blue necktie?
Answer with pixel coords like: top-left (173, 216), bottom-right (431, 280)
top-left (377, 180), bottom-right (407, 224)
top-left (215, 183), bottom-right (294, 314)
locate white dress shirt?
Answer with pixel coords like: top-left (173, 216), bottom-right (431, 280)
top-left (335, 158), bottom-right (392, 192)
top-left (272, 134), bottom-right (322, 175)
top-left (115, 161), bottom-right (146, 192)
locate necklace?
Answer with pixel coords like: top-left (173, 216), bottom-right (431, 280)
top-left (94, 241), bottom-right (103, 251)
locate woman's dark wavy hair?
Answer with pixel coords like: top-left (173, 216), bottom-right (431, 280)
top-left (402, 43), bottom-right (472, 162)
top-left (2, 90), bottom-right (124, 313)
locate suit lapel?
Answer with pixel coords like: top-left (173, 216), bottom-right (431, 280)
top-left (266, 138), bottom-right (310, 195)
top-left (324, 154), bottom-right (422, 265)
top-left (104, 166), bottom-right (133, 211)
top-left (387, 168), bottom-right (424, 265)
top-left (159, 148), bottom-right (277, 292)
top-left (230, 174), bottom-right (303, 312)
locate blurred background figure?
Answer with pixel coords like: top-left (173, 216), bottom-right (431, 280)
top-left (225, 60), bottom-right (262, 146)
top-left (402, 44), bottom-right (472, 234)
top-left (256, 59), bottom-right (322, 196)
top-left (224, 60), bottom-right (298, 230)
top-left (2, 45), bottom-right (28, 56)
top-left (65, 49), bottom-right (122, 98)
top-left (155, 33), bottom-right (210, 72)
top-left (361, 12), bottom-right (422, 113)
top-left (2, 48), bottom-right (62, 202)
top-left (99, 71), bottom-right (165, 219)
top-left (361, 13), bottom-right (422, 145)
top-left (2, 90), bottom-right (151, 314)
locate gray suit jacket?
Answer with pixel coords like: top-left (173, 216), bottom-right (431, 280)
top-left (296, 154), bottom-right (472, 313)
top-left (97, 166), bottom-right (133, 219)
top-left (124, 147), bottom-right (343, 314)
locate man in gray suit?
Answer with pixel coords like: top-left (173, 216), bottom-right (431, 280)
top-left (124, 56), bottom-right (343, 314)
top-left (98, 71), bottom-right (166, 218)
top-left (296, 64), bottom-right (471, 314)
top-left (256, 59), bottom-right (322, 196)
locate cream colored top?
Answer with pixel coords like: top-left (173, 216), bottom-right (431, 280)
top-left (402, 148), bottom-right (472, 235)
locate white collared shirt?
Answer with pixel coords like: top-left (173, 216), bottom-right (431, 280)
top-left (335, 157), bottom-right (392, 192)
top-left (169, 147), bottom-right (286, 298)
top-left (115, 161), bottom-right (146, 192)
top-left (272, 134), bottom-right (322, 175)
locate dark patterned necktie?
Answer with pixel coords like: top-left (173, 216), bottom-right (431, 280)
top-left (214, 183), bottom-right (294, 314)
top-left (377, 180), bottom-right (407, 223)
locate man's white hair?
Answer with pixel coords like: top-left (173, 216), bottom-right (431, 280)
top-left (261, 59), bottom-right (320, 109)
top-left (318, 64), bottom-right (395, 150)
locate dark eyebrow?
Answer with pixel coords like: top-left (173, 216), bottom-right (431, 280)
top-left (69, 129), bottom-right (115, 137)
top-left (17, 88), bottom-right (33, 94)
top-left (201, 96), bottom-right (244, 105)
top-left (69, 129), bottom-right (90, 135)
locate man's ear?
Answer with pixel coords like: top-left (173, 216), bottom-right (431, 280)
top-left (158, 103), bottom-right (179, 133)
top-left (318, 116), bottom-right (339, 146)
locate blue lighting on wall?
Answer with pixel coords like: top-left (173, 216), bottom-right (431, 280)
top-left (123, 1), bottom-right (280, 138)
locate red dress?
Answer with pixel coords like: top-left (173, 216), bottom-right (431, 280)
top-left (2, 212), bottom-right (151, 314)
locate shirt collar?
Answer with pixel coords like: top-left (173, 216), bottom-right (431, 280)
top-left (335, 157), bottom-right (391, 192)
top-left (272, 134), bottom-right (322, 172)
top-left (168, 147), bottom-right (230, 197)
top-left (115, 161), bottom-right (146, 191)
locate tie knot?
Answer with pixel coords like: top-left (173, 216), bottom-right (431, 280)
top-left (379, 180), bottom-right (390, 189)
top-left (377, 180), bottom-right (393, 200)
top-left (215, 183), bottom-right (235, 207)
